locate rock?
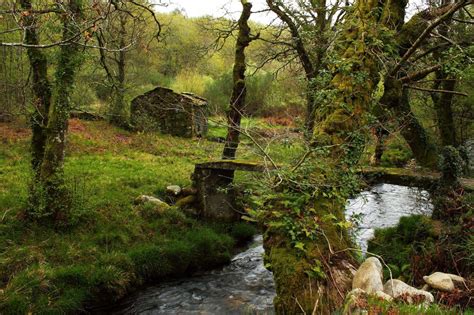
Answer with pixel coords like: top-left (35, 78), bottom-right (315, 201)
top-left (352, 257), bottom-right (384, 293)
top-left (134, 195), bottom-right (171, 217)
top-left (344, 289), bottom-right (368, 315)
top-left (374, 290), bottom-right (393, 301)
top-left (176, 195), bottom-right (197, 208)
top-left (384, 279), bottom-right (434, 305)
top-left (423, 272), bottom-right (466, 292)
top-left (166, 185), bottom-right (182, 196)
top-left (135, 195), bottom-right (170, 208)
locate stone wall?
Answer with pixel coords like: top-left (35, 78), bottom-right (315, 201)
top-left (131, 87), bottom-right (208, 138)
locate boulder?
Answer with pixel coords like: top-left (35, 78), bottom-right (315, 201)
top-left (352, 257), bottom-right (384, 293)
top-left (383, 279), bottom-right (434, 304)
top-left (423, 272), bottom-right (466, 292)
top-left (166, 185), bottom-right (182, 196)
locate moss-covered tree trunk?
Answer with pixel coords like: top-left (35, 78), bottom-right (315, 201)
top-left (264, 0), bottom-right (408, 313)
top-left (379, 1), bottom-right (469, 169)
top-left (30, 0), bottom-right (83, 222)
top-left (431, 67), bottom-right (457, 148)
top-left (20, 0), bottom-right (52, 175)
top-left (222, 0), bottom-right (253, 160)
top-left (380, 79), bottom-right (439, 168)
top-left (110, 12), bottom-right (128, 127)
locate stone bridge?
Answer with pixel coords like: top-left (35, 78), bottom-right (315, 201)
top-left (192, 162), bottom-right (474, 221)
top-left (192, 161), bottom-right (275, 221)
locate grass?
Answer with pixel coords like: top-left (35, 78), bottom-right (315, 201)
top-left (0, 118), bottom-right (302, 314)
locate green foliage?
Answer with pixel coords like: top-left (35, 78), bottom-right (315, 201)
top-left (368, 215), bottom-right (438, 281)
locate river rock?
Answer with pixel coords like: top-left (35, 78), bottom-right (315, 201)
top-left (383, 279), bottom-right (434, 304)
top-left (352, 257), bottom-right (384, 293)
top-left (166, 185), bottom-right (182, 196)
top-left (423, 272), bottom-right (466, 292)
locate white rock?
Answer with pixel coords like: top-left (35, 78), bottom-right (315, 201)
top-left (166, 185), bottom-right (182, 196)
top-left (135, 195), bottom-right (169, 208)
top-left (423, 272), bottom-right (466, 292)
top-left (384, 279), bottom-right (434, 305)
top-left (352, 257), bottom-right (384, 293)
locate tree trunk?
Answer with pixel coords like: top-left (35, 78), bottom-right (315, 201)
top-left (20, 0), bottom-right (52, 175)
top-left (32, 0), bottom-right (83, 222)
top-left (110, 12), bottom-right (128, 127)
top-left (222, 1), bottom-right (253, 160)
top-left (372, 126), bottom-right (389, 166)
top-left (381, 79), bottom-right (439, 169)
top-left (265, 0), bottom-right (408, 313)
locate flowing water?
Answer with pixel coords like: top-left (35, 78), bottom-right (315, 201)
top-left (110, 235), bottom-right (276, 315)
top-left (345, 183), bottom-right (433, 253)
top-left (111, 183), bottom-right (432, 314)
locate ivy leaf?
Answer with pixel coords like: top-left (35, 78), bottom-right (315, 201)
top-left (294, 242), bottom-right (305, 252)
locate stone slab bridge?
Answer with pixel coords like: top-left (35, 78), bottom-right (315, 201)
top-left (360, 167), bottom-right (474, 192)
top-left (192, 161), bottom-right (474, 221)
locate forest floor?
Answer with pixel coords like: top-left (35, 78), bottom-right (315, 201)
top-left (0, 118), bottom-right (303, 313)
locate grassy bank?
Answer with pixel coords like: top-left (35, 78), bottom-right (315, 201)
top-left (0, 118), bottom-right (299, 314)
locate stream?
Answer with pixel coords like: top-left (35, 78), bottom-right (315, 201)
top-left (111, 183), bottom-right (433, 314)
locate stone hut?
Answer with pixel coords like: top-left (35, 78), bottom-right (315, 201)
top-left (131, 87), bottom-right (208, 137)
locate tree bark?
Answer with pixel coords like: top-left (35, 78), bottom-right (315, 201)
top-left (20, 0), bottom-right (52, 175)
top-left (381, 79), bottom-right (439, 168)
top-left (222, 0), bottom-right (253, 160)
top-left (110, 12), bottom-right (128, 127)
top-left (32, 0), bottom-right (83, 221)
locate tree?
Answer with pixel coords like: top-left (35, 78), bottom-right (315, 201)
top-left (265, 0), bottom-right (341, 138)
top-left (264, 0), bottom-right (473, 313)
top-left (96, 1), bottom-right (161, 127)
top-left (222, 0), bottom-right (258, 160)
top-left (1, 0), bottom-right (160, 223)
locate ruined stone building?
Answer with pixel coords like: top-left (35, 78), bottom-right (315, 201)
top-left (131, 87), bottom-right (208, 138)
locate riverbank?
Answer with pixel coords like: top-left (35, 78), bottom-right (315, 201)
top-left (0, 119), bottom-right (281, 314)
